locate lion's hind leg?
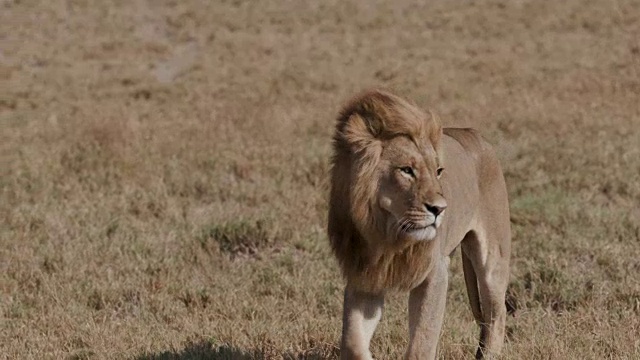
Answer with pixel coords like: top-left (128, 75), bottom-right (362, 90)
top-left (461, 235), bottom-right (483, 325)
top-left (461, 228), bottom-right (510, 359)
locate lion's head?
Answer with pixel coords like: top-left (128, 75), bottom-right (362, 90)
top-left (328, 89), bottom-right (446, 281)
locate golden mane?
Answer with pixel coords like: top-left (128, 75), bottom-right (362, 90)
top-left (328, 89), bottom-right (442, 292)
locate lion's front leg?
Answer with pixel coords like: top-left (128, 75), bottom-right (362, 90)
top-left (405, 258), bottom-right (450, 360)
top-left (340, 287), bottom-right (384, 360)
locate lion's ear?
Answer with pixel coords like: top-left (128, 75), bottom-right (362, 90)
top-left (343, 113), bottom-right (382, 148)
top-left (358, 100), bottom-right (386, 137)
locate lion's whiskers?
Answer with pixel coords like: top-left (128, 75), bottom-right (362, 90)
top-left (395, 217), bottom-right (414, 238)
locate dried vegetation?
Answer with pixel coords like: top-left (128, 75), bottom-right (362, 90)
top-left (1, 0), bottom-right (639, 359)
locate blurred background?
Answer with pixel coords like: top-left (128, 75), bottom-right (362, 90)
top-left (1, 0), bottom-right (639, 359)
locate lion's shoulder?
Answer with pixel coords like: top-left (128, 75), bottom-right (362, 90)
top-left (443, 127), bottom-right (485, 153)
top-left (443, 127), bottom-right (499, 163)
top-left (443, 127), bottom-right (505, 196)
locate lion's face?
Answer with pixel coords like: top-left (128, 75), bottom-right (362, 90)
top-left (375, 135), bottom-right (446, 243)
top-left (329, 89), bottom-right (447, 256)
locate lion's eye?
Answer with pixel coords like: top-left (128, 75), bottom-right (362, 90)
top-left (436, 167), bottom-right (444, 177)
top-left (400, 166), bottom-right (415, 177)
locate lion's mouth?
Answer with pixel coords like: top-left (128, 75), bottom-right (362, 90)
top-left (402, 211), bottom-right (444, 241)
top-left (405, 225), bottom-right (437, 241)
top-left (392, 210), bottom-right (445, 242)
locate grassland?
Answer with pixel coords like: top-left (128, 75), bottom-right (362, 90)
top-left (1, 0), bottom-right (639, 359)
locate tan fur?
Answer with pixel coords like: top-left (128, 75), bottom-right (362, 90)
top-left (328, 89), bottom-right (511, 359)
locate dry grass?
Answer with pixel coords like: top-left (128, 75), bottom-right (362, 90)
top-left (1, 0), bottom-right (640, 359)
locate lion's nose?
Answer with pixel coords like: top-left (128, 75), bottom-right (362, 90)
top-left (425, 200), bottom-right (447, 216)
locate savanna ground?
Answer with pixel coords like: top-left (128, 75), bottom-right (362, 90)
top-left (1, 0), bottom-right (639, 359)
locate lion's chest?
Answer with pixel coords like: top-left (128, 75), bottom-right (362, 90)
top-left (354, 242), bottom-right (437, 293)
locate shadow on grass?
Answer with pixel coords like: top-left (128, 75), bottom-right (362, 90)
top-left (135, 340), bottom-right (339, 360)
top-left (136, 341), bottom-right (254, 360)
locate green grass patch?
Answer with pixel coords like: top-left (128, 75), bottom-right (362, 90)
top-left (198, 219), bottom-right (275, 259)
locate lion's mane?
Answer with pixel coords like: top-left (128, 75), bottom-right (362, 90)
top-left (328, 89), bottom-right (442, 292)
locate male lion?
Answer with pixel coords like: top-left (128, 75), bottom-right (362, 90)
top-left (328, 89), bottom-right (511, 360)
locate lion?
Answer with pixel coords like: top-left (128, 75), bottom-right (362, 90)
top-left (328, 89), bottom-right (511, 360)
